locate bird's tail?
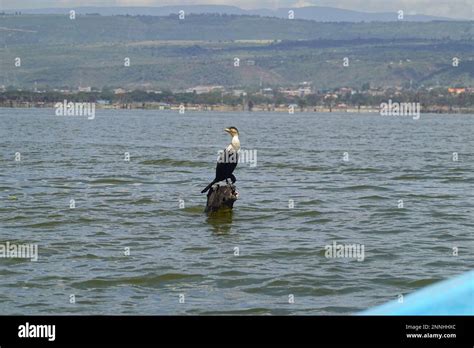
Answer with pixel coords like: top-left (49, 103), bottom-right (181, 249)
top-left (201, 180), bottom-right (216, 194)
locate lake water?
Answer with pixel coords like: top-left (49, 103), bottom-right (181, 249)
top-left (0, 108), bottom-right (473, 315)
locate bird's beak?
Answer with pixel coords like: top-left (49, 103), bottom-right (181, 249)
top-left (224, 128), bottom-right (231, 134)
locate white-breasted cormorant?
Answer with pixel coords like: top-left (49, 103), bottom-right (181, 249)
top-left (201, 127), bottom-right (240, 193)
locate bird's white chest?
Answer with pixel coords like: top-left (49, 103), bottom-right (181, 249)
top-left (230, 135), bottom-right (240, 152)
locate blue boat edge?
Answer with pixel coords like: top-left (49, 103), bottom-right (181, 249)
top-left (359, 270), bottom-right (474, 315)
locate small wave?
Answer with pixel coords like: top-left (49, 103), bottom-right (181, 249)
top-left (298, 199), bottom-right (324, 205)
top-left (392, 175), bottom-right (423, 180)
top-left (358, 195), bottom-right (389, 200)
top-left (405, 193), bottom-right (458, 199)
top-left (88, 178), bottom-right (136, 185)
top-left (71, 273), bottom-right (202, 289)
top-left (338, 185), bottom-right (390, 191)
top-left (130, 198), bottom-right (154, 205)
top-left (408, 278), bottom-right (442, 287)
top-left (340, 168), bottom-right (383, 174)
top-left (441, 178), bottom-right (474, 184)
top-left (293, 210), bottom-right (322, 217)
top-left (22, 220), bottom-right (66, 228)
top-left (305, 218), bottom-right (332, 224)
top-left (198, 308), bottom-right (271, 315)
top-left (140, 159), bottom-right (206, 167)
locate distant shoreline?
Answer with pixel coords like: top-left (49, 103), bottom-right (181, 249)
top-left (1, 104), bottom-right (472, 114)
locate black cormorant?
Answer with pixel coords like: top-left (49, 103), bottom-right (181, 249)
top-left (201, 127), bottom-right (240, 193)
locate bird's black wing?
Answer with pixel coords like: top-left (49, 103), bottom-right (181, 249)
top-left (215, 148), bottom-right (238, 181)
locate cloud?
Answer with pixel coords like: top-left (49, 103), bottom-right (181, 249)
top-left (293, 0), bottom-right (317, 8)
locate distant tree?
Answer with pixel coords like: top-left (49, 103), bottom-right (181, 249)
top-left (248, 100), bottom-right (254, 111)
top-left (297, 98), bottom-right (306, 111)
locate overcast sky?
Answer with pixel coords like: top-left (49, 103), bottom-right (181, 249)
top-left (2, 0), bottom-right (473, 19)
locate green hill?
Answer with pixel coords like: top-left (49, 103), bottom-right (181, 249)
top-left (1, 14), bottom-right (473, 89)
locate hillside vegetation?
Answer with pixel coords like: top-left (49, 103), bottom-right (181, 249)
top-left (1, 14), bottom-right (473, 89)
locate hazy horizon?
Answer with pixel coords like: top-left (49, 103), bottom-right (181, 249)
top-left (2, 0), bottom-right (473, 20)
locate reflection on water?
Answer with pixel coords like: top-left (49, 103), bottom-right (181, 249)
top-left (206, 209), bottom-right (234, 234)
